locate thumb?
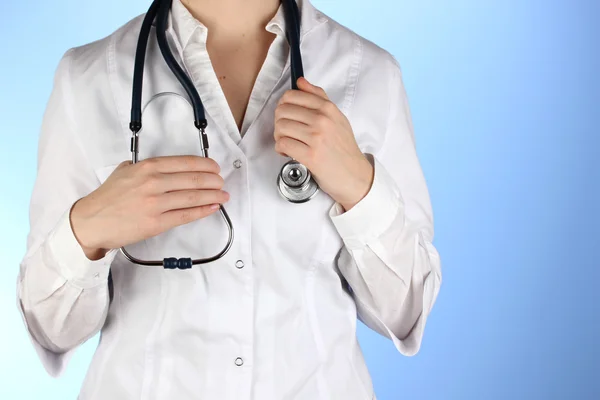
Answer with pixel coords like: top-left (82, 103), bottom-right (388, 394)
top-left (297, 77), bottom-right (329, 100)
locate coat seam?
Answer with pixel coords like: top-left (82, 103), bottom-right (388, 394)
top-left (341, 33), bottom-right (363, 118)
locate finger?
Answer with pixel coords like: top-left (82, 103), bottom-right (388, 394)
top-left (137, 155), bottom-right (221, 174)
top-left (159, 171), bottom-right (225, 192)
top-left (296, 77), bottom-right (329, 100)
top-left (274, 137), bottom-right (312, 164)
top-left (274, 103), bottom-right (319, 126)
top-left (277, 88), bottom-right (327, 110)
top-left (158, 189), bottom-right (229, 212)
top-left (157, 203), bottom-right (222, 231)
top-left (274, 118), bottom-right (313, 146)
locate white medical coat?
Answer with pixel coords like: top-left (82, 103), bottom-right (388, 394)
top-left (17, 0), bottom-right (442, 398)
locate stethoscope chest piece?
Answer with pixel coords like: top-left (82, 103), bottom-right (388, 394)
top-left (277, 160), bottom-right (319, 203)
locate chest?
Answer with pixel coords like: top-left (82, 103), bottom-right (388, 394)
top-left (206, 31), bottom-right (277, 132)
top-left (90, 30), bottom-right (370, 269)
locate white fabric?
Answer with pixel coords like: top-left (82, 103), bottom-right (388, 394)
top-left (16, 0), bottom-right (442, 399)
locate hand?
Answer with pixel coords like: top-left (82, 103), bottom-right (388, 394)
top-left (70, 155), bottom-right (230, 260)
top-left (274, 77), bottom-right (374, 211)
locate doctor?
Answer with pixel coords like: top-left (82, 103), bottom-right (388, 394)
top-left (17, 0), bottom-right (442, 399)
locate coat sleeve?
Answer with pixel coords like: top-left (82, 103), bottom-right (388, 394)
top-left (16, 48), bottom-right (119, 377)
top-left (329, 55), bottom-right (442, 356)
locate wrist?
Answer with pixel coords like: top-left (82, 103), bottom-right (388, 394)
top-left (339, 157), bottom-right (374, 212)
top-left (70, 197), bottom-right (108, 260)
top-left (80, 245), bottom-right (108, 261)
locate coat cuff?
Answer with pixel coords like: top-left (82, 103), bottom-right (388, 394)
top-left (328, 156), bottom-right (403, 250)
top-left (47, 207), bottom-right (117, 289)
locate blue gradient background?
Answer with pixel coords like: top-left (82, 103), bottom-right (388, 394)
top-left (1, 0), bottom-right (598, 399)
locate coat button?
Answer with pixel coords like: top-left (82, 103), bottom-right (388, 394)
top-left (235, 260), bottom-right (245, 269)
top-left (233, 159), bottom-right (242, 169)
top-left (235, 357), bottom-right (244, 366)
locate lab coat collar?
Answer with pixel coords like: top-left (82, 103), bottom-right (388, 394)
top-left (152, 0), bottom-right (328, 51)
top-left (265, 0), bottom-right (328, 38)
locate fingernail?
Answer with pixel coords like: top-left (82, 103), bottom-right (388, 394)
top-left (210, 204), bottom-right (220, 210)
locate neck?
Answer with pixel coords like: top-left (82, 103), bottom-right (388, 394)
top-left (180, 0), bottom-right (282, 36)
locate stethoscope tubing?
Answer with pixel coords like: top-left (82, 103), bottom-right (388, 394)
top-left (124, 0), bottom-right (312, 268)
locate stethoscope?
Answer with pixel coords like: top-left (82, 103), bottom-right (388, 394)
top-left (122, 0), bottom-right (318, 269)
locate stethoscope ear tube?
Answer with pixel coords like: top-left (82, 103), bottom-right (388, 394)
top-left (123, 0), bottom-right (234, 267)
top-left (277, 0), bottom-right (320, 202)
top-left (282, 0), bottom-right (303, 89)
top-left (130, 0), bottom-right (160, 133)
top-left (156, 0), bottom-right (208, 134)
top-left (124, 0), bottom-right (317, 268)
